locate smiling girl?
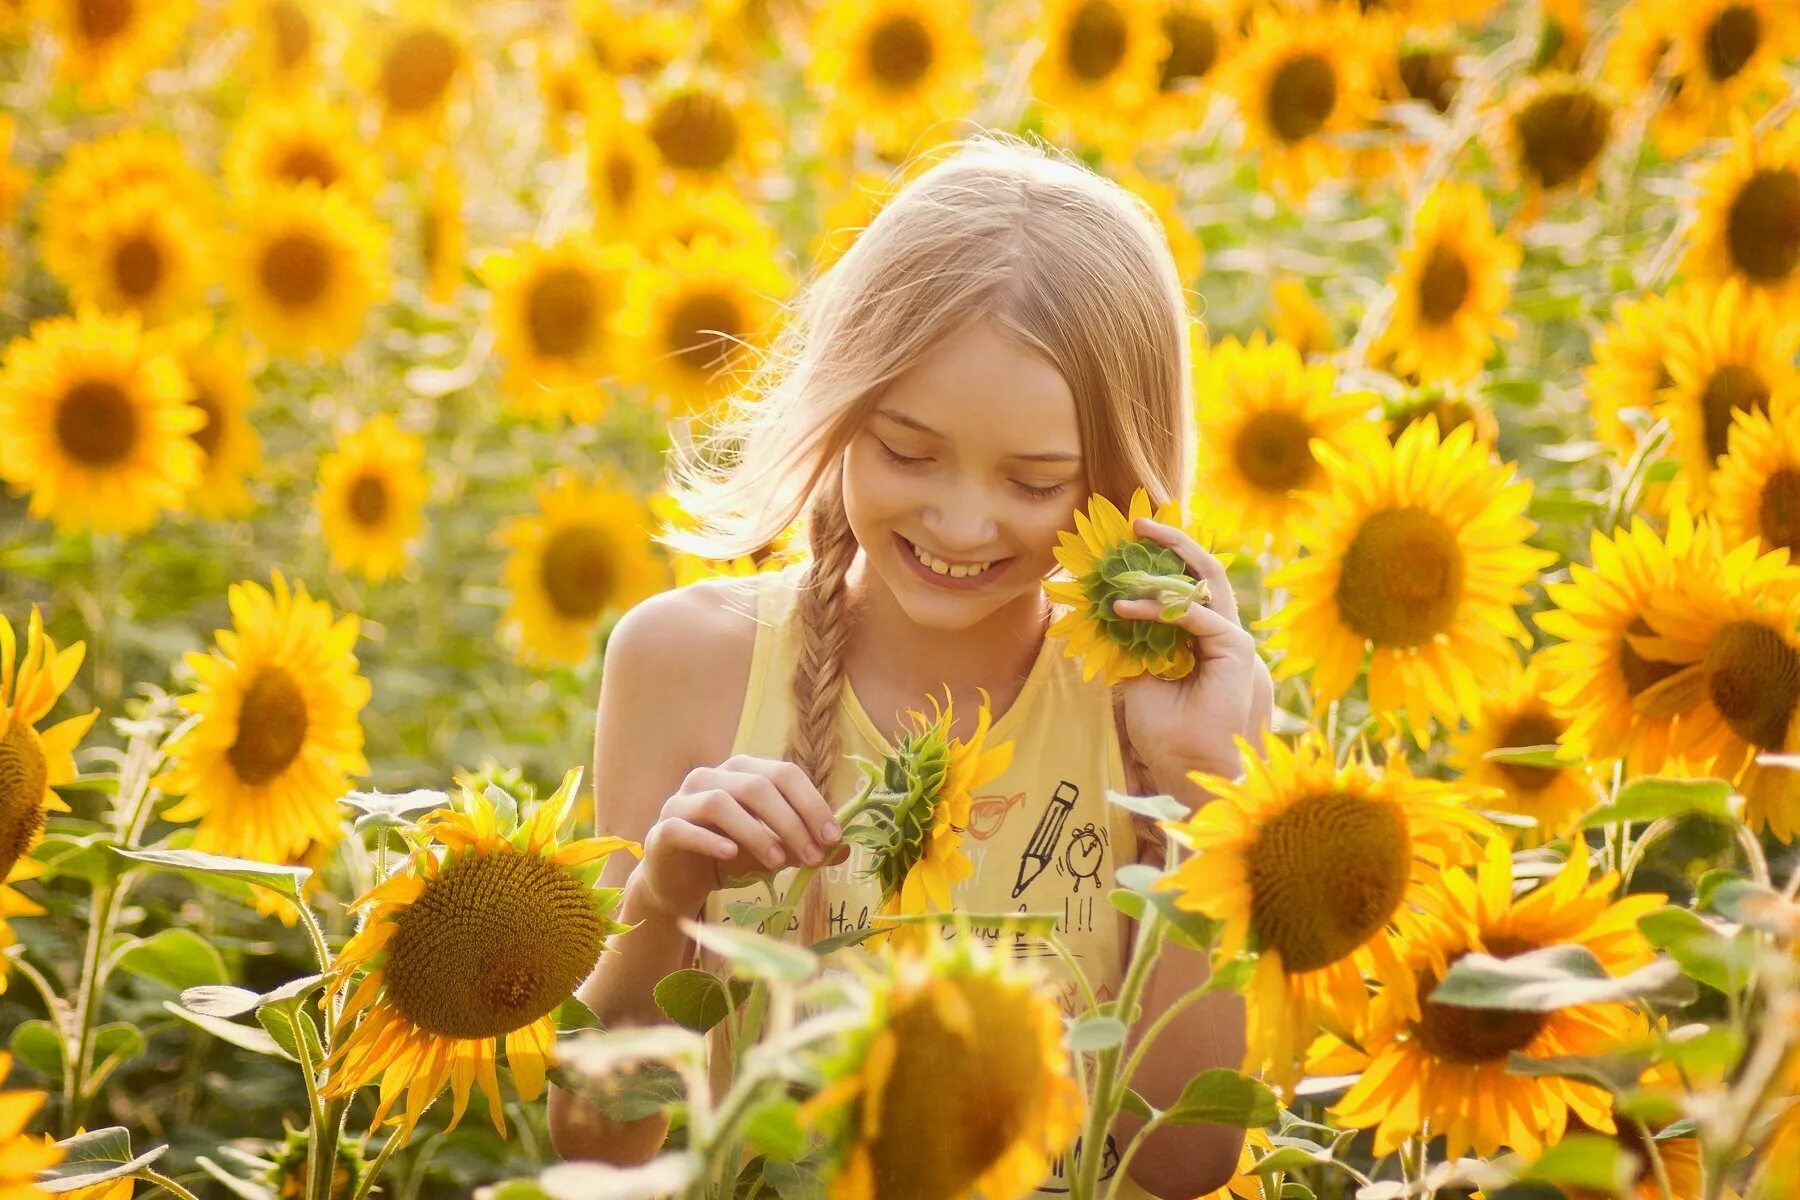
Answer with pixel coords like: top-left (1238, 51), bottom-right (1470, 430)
top-left (548, 135), bottom-right (1268, 1198)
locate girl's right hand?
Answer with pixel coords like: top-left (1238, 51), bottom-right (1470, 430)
top-left (634, 754), bottom-right (844, 920)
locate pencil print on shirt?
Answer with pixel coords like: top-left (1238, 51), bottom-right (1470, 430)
top-left (1013, 780), bottom-right (1079, 897)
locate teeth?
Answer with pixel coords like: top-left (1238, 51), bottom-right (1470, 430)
top-left (909, 539), bottom-right (992, 578)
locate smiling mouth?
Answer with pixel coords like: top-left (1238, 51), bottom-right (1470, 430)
top-left (897, 533), bottom-right (1011, 581)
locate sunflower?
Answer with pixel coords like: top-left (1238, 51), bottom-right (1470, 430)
top-left (1633, 526), bottom-right (1800, 840)
top-left (1193, 333), bottom-right (1367, 555)
top-left (1143, 0), bottom-right (1233, 140)
top-left (811, 167), bottom-right (904, 271)
top-left (808, 0), bottom-right (980, 158)
top-left (799, 936), bottom-right (1083, 1200)
top-left (1030, 0), bottom-right (1169, 152)
top-left (1714, 385), bottom-right (1800, 563)
top-left (637, 69), bottom-right (778, 186)
top-left (41, 130), bottom-right (212, 252)
top-left (1585, 290), bottom-right (1682, 456)
top-left (0, 1052), bottom-right (62, 1189)
top-left (41, 0), bottom-right (195, 106)
top-left (1109, 163), bottom-right (1205, 289)
top-left (1384, 389), bottom-right (1501, 448)
top-left (40, 186), bottom-right (213, 328)
top-left (484, 234), bottom-right (635, 424)
top-left (1266, 279), bottom-right (1334, 360)
top-left (1606, 0), bottom-right (1694, 154)
top-left (1683, 118), bottom-right (1800, 317)
top-left (1223, 5), bottom-right (1374, 203)
top-left (321, 769), bottom-right (639, 1138)
top-left (585, 96), bottom-right (662, 241)
top-left (617, 233), bottom-right (791, 419)
top-left (229, 0), bottom-right (328, 84)
top-left (1, 608), bottom-right (96, 996)
top-left (1045, 488), bottom-right (1215, 685)
top-left (156, 573), bottom-right (370, 866)
top-left (0, 309), bottom-right (204, 535)
top-left (154, 319), bottom-right (262, 520)
top-left (536, 41), bottom-right (606, 156)
top-left (638, 185), bottom-right (785, 259)
top-left (574, 0), bottom-right (688, 77)
top-left (1446, 657), bottom-right (1602, 845)
top-left (360, 2), bottom-right (468, 158)
top-left (1652, 281), bottom-right (1800, 503)
top-left (1259, 418), bottom-right (1555, 743)
top-left (419, 158), bottom-right (464, 308)
top-left (316, 415), bottom-right (428, 583)
top-left (229, 183), bottom-right (391, 357)
top-left (1154, 730), bottom-right (1494, 1092)
top-left (224, 99), bottom-right (383, 209)
top-left (1374, 181), bottom-right (1520, 386)
top-left (1663, 0), bottom-right (1796, 149)
top-left (1500, 75), bottom-right (1614, 206)
top-left (1316, 838), bottom-right (1662, 1159)
top-left (0, 116), bottom-right (26, 232)
top-left (497, 475), bottom-right (668, 668)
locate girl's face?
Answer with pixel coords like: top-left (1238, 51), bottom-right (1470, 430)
top-left (842, 316), bottom-right (1089, 631)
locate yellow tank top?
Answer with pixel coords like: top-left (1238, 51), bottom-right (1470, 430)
top-left (705, 563), bottom-right (1154, 1200)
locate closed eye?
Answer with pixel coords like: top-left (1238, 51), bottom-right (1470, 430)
top-left (876, 439), bottom-right (932, 467)
top-left (1014, 480), bottom-right (1068, 500)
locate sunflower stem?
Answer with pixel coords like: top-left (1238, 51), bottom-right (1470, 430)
top-left (132, 1168), bottom-right (202, 1200)
top-left (1071, 895), bottom-right (1167, 1200)
top-left (1632, 1114), bottom-right (1676, 1200)
top-left (350, 1125), bottom-right (410, 1200)
top-left (59, 875), bottom-right (119, 1136)
top-left (308, 1097), bottom-right (351, 1200)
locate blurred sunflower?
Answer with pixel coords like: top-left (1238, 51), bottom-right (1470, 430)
top-left (1374, 181), bottom-right (1519, 386)
top-left (485, 234), bottom-right (634, 424)
top-left (1634, 526), bottom-right (1800, 840)
top-left (316, 415), bottom-right (428, 583)
top-left (1585, 290), bottom-right (1681, 456)
top-left (0, 1052), bottom-right (62, 1186)
top-left (1663, 0), bottom-right (1795, 148)
top-left (224, 99), bottom-right (383, 208)
top-left (1260, 418), bottom-right (1554, 743)
top-left (1, 608), bottom-right (96, 996)
top-left (1384, 389), bottom-right (1501, 448)
top-left (641, 185), bottom-right (784, 257)
top-left (40, 0), bottom-right (194, 106)
top-left (574, 0), bottom-right (687, 76)
top-left (1030, 0), bottom-right (1169, 151)
top-left (1266, 279), bottom-right (1334, 359)
top-left (1536, 506), bottom-right (1714, 775)
top-left (1713, 385), bottom-right (1800, 559)
top-left (497, 475), bottom-right (668, 667)
top-left (229, 183), bottom-right (391, 357)
top-left (1606, 0), bottom-right (1693, 152)
top-left (0, 116), bottom-right (25, 232)
top-left (1223, 5), bottom-right (1373, 202)
top-left (1144, 0), bottom-right (1232, 138)
top-left (42, 129), bottom-right (212, 239)
top-left (585, 98), bottom-right (662, 241)
top-left (799, 937), bottom-right (1082, 1200)
top-left (617, 233), bottom-right (790, 419)
top-left (0, 309), bottom-right (203, 535)
top-left (1500, 75), bottom-right (1614, 205)
top-left (1653, 281), bottom-right (1800, 502)
top-left (419, 158), bottom-right (464, 308)
top-left (155, 320), bottom-right (262, 520)
top-left (811, 167), bottom-right (903, 271)
top-left (1316, 839), bottom-right (1662, 1159)
top-left (536, 41), bottom-right (606, 155)
top-left (639, 70), bottom-right (777, 186)
top-left (1446, 657), bottom-right (1601, 846)
top-left (361, 2), bottom-right (468, 158)
top-left (1110, 164), bottom-right (1205, 288)
top-left (229, 0), bottom-right (328, 84)
top-left (1538, 0), bottom-right (1591, 73)
top-left (809, 0), bottom-right (979, 157)
top-left (1047, 488), bottom-right (1214, 685)
top-left (322, 770), bottom-right (639, 1138)
top-left (157, 573), bottom-right (370, 866)
top-left (1193, 333), bottom-right (1366, 555)
top-left (1683, 118), bottom-right (1800, 317)
top-left (1155, 730), bottom-right (1494, 1091)
top-left (650, 492), bottom-right (804, 585)
top-left (41, 186), bottom-right (213, 327)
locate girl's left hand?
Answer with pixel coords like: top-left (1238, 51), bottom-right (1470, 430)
top-left (1112, 516), bottom-right (1273, 795)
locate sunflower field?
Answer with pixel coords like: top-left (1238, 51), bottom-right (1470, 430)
top-left (3, 0), bottom-right (1800, 1198)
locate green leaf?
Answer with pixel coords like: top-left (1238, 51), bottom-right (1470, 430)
top-left (1162, 1069), bottom-right (1280, 1127)
top-left (1119, 1088), bottom-right (1156, 1120)
top-left (257, 1004), bottom-right (324, 1068)
top-left (555, 1062), bottom-right (687, 1122)
top-left (1655, 1023), bottom-right (1745, 1075)
top-left (1107, 790), bottom-right (1188, 823)
top-left (655, 969), bottom-right (739, 1033)
top-left (724, 902), bottom-right (789, 933)
top-left (1707, 878), bottom-right (1789, 932)
top-left (681, 920), bottom-right (817, 984)
top-left (807, 927), bottom-right (883, 957)
top-left (37, 1127), bottom-right (168, 1194)
top-left (342, 787), bottom-right (447, 819)
top-left (178, 975), bottom-right (324, 1020)
top-left (1113, 870), bottom-right (1221, 953)
top-left (9, 1019), bottom-right (63, 1077)
top-left (1277, 1186), bottom-right (1315, 1200)
top-left (760, 1158), bottom-right (825, 1200)
top-left (1581, 777), bottom-right (1735, 827)
top-left (1065, 1016), bottom-right (1126, 1052)
top-left (743, 1098), bottom-right (807, 1163)
top-left (113, 846), bottom-right (310, 905)
top-left (1523, 1133), bottom-right (1633, 1191)
top-left (484, 783), bottom-right (520, 832)
top-left (29, 831), bottom-right (128, 886)
top-left (1250, 1147), bottom-right (1328, 1176)
top-left (114, 928), bottom-right (228, 991)
top-left (1504, 1051), bottom-right (1648, 1093)
top-left (164, 1000), bottom-right (291, 1060)
top-left (1430, 945), bottom-right (1698, 1011)
top-left (1639, 908), bottom-right (1753, 993)
top-left (1614, 1088), bottom-right (1683, 1126)
top-left (1481, 744), bottom-right (1581, 769)
top-left (86, 1024), bottom-right (148, 1092)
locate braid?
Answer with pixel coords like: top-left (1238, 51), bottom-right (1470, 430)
top-left (784, 467), bottom-right (859, 946)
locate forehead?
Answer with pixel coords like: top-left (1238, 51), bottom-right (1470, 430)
top-left (875, 317), bottom-right (1081, 456)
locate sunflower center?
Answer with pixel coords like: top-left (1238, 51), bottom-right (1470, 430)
top-left (1412, 948), bottom-right (1548, 1063)
top-left (540, 524), bottom-right (615, 620)
top-left (666, 289), bottom-right (743, 376)
top-left (1703, 5), bottom-right (1759, 81)
top-left (1417, 243), bottom-right (1471, 325)
top-left (526, 266), bottom-right (601, 360)
top-left (105, 233), bottom-right (164, 303)
top-left (1618, 615), bottom-right (1682, 697)
top-left (602, 150), bottom-right (637, 209)
top-left (381, 28), bottom-right (458, 114)
top-left (1701, 362), bottom-right (1770, 461)
top-left (226, 666), bottom-right (309, 787)
top-left (1703, 618), bottom-right (1800, 749)
top-left (260, 231), bottom-right (332, 309)
top-left (383, 847), bottom-right (608, 1039)
top-left (269, 0), bottom-right (311, 70)
top-left (1758, 468), bottom-right (1800, 553)
top-left (1398, 50), bottom-right (1457, 114)
top-left (1335, 506), bottom-right (1465, 648)
top-left (1266, 53), bottom-right (1337, 143)
top-left (1247, 790), bottom-right (1411, 974)
top-left (868, 974), bottom-right (1048, 1200)
top-left (648, 89), bottom-right (739, 172)
top-left (77, 0), bottom-right (132, 41)
top-left (1513, 90), bottom-right (1610, 189)
top-left (1159, 11), bottom-right (1219, 89)
top-left (348, 474), bottom-right (388, 527)
top-left (0, 722), bottom-right (50, 884)
top-left (866, 14), bottom-right (934, 89)
top-left (1065, 0), bottom-right (1129, 82)
top-left (1493, 709), bottom-right (1566, 793)
top-left (1232, 410), bottom-right (1317, 493)
top-left (1726, 168), bottom-right (1800, 284)
top-left (278, 145), bottom-right (340, 190)
top-left (56, 380), bottom-right (139, 468)
top-left (189, 391), bottom-right (224, 460)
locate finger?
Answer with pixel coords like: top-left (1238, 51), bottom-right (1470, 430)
top-left (732, 757), bottom-right (841, 845)
top-left (654, 818), bottom-right (737, 861)
top-left (1112, 595), bottom-right (1256, 659)
top-left (1131, 517), bottom-right (1238, 623)
top-left (721, 770), bottom-right (827, 866)
top-left (669, 789), bottom-right (788, 870)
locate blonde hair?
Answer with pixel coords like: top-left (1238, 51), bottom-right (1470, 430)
top-left (665, 132), bottom-right (1197, 942)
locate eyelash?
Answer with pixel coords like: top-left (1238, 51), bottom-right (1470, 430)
top-left (875, 439), bottom-right (1068, 500)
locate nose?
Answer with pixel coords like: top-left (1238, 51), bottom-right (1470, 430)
top-left (920, 479), bottom-right (1000, 553)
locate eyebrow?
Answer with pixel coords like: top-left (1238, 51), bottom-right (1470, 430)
top-left (875, 409), bottom-right (1082, 464)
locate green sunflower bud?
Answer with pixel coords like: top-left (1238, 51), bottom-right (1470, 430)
top-left (1085, 539), bottom-right (1209, 659)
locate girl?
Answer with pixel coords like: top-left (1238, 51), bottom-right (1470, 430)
top-left (548, 135), bottom-right (1267, 1199)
